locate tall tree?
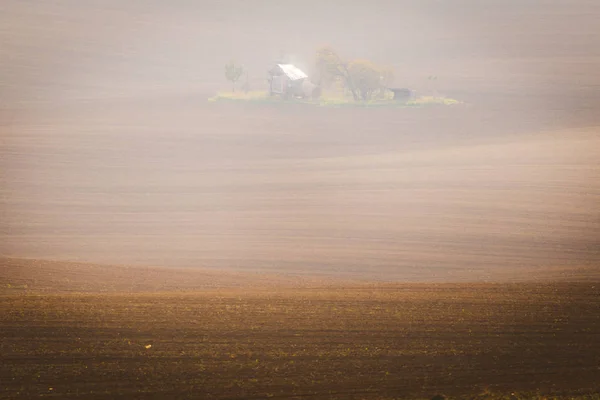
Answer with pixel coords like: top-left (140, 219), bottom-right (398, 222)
top-left (224, 61), bottom-right (244, 92)
top-left (347, 59), bottom-right (382, 101)
top-left (314, 46), bottom-right (359, 101)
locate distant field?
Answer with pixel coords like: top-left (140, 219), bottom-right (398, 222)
top-left (0, 257), bottom-right (360, 293)
top-left (2, 0), bottom-right (600, 279)
top-left (2, 104), bottom-right (599, 281)
top-left (2, 257), bottom-right (600, 296)
top-left (1, 268), bottom-right (599, 399)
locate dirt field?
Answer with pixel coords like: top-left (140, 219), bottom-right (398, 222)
top-left (1, 267), bottom-right (599, 399)
top-left (2, 103), bottom-right (599, 281)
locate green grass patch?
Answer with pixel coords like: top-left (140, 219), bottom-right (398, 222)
top-left (208, 91), bottom-right (275, 103)
top-left (208, 91), bottom-right (462, 108)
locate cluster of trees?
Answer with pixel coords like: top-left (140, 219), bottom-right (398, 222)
top-left (314, 46), bottom-right (394, 101)
top-left (223, 47), bottom-right (395, 101)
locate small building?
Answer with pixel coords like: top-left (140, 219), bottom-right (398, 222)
top-left (268, 64), bottom-right (309, 98)
top-left (389, 88), bottom-right (415, 102)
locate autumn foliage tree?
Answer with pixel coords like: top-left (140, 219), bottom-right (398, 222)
top-left (314, 46), bottom-right (395, 101)
top-left (347, 60), bottom-right (382, 101)
top-left (314, 46), bottom-right (359, 101)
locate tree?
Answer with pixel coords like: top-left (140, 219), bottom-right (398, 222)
top-left (314, 46), bottom-right (359, 101)
top-left (224, 61), bottom-right (244, 92)
top-left (347, 59), bottom-right (382, 101)
top-left (314, 46), bottom-right (395, 102)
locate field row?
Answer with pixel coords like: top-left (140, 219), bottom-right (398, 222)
top-left (2, 283), bottom-right (599, 399)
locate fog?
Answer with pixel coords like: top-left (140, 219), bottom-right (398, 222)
top-left (4, 1), bottom-right (600, 105)
top-left (1, 0), bottom-right (599, 280)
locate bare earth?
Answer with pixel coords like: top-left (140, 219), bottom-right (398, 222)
top-left (1, 261), bottom-right (599, 399)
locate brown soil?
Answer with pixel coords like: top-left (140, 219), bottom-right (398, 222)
top-left (2, 257), bottom-right (599, 296)
top-left (1, 274), bottom-right (599, 399)
top-left (1, 261), bottom-right (599, 399)
top-left (0, 257), bottom-right (362, 293)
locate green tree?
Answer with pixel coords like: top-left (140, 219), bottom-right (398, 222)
top-left (347, 59), bottom-right (382, 101)
top-left (225, 61), bottom-right (244, 92)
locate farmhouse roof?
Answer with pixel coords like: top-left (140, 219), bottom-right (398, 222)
top-left (276, 64), bottom-right (308, 81)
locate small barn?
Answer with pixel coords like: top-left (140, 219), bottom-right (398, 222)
top-left (389, 88), bottom-right (416, 102)
top-left (268, 64), bottom-right (309, 98)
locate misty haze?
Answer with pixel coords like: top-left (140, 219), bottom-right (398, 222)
top-left (1, 1), bottom-right (599, 399)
